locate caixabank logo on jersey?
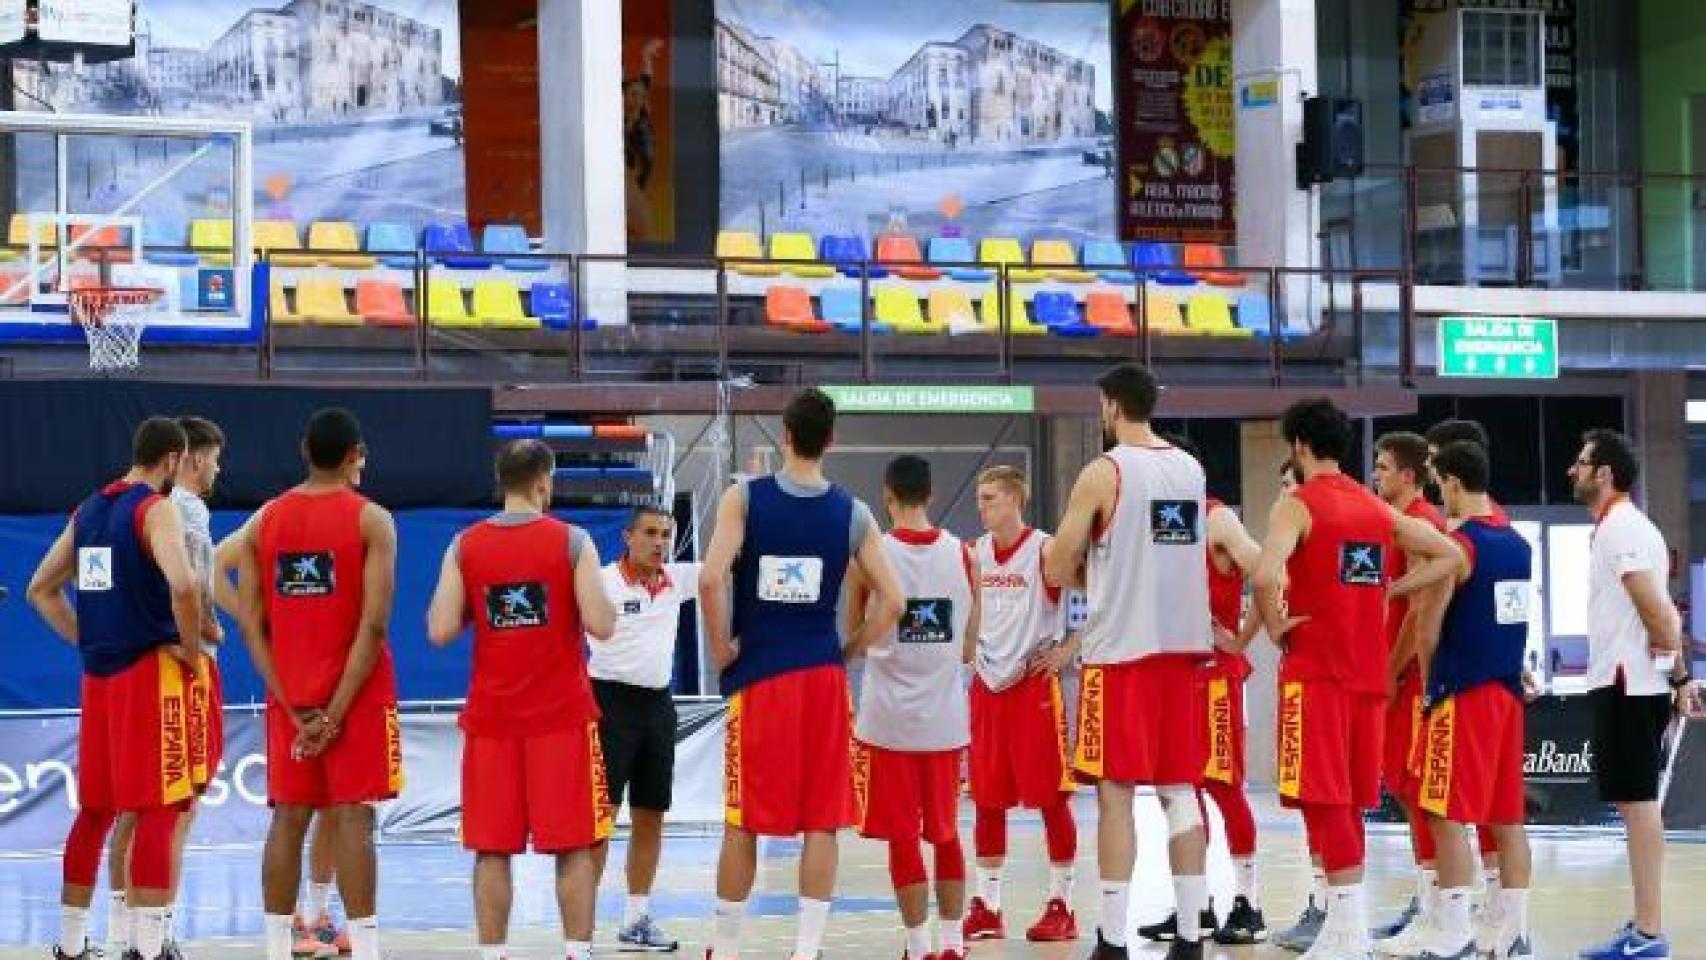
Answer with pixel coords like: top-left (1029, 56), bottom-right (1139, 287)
top-left (1338, 541), bottom-right (1385, 586)
top-left (276, 552), bottom-right (334, 597)
top-left (899, 598), bottom-right (953, 644)
top-left (1150, 500), bottom-right (1199, 544)
top-left (484, 582), bottom-right (548, 630)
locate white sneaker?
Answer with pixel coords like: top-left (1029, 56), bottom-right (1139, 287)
top-left (1488, 924), bottom-right (1533, 959)
top-left (1471, 901), bottom-right (1505, 956)
top-left (1302, 927), bottom-right (1375, 960)
top-left (1375, 912), bottom-right (1437, 957)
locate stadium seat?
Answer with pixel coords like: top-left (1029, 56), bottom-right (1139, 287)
top-left (471, 279), bottom-right (540, 329)
top-left (874, 284), bottom-right (935, 333)
top-left (424, 222), bottom-right (494, 270)
top-left (255, 220), bottom-right (315, 267)
top-left (1236, 292), bottom-right (1275, 336)
top-left (294, 274), bottom-right (361, 327)
top-left (978, 238), bottom-right (1046, 283)
top-left (355, 278), bottom-right (414, 328)
top-left (190, 218), bottom-right (234, 266)
top-left (715, 230), bottom-right (781, 276)
top-left (979, 288), bottom-right (1048, 335)
top-left (307, 222), bottom-right (377, 269)
top-left (765, 285), bottom-right (829, 332)
top-left (268, 280), bottom-right (304, 326)
top-left (529, 283), bottom-right (594, 331)
top-left (481, 224), bottom-right (549, 272)
top-left (769, 233), bottom-right (836, 278)
top-left (67, 225), bottom-right (131, 264)
top-left (425, 278), bottom-right (480, 328)
top-left (0, 270), bottom-right (29, 304)
top-left (1081, 240), bottom-right (1135, 284)
top-left (365, 222), bottom-right (419, 270)
top-left (1131, 242), bottom-right (1194, 285)
top-left (819, 286), bottom-right (869, 333)
top-left (1031, 290), bottom-right (1097, 337)
top-left (7, 214), bottom-right (56, 251)
top-left (928, 288), bottom-right (979, 335)
top-left (1182, 243), bottom-right (1246, 287)
top-left (1085, 291), bottom-right (1136, 336)
top-left (819, 234), bottom-right (884, 279)
top-left (1142, 292), bottom-right (1194, 335)
top-left (1186, 292), bottom-right (1252, 337)
top-left (1031, 240), bottom-right (1096, 283)
top-left (927, 236), bottom-right (993, 283)
top-left (142, 218), bottom-right (198, 267)
top-left (873, 233), bottom-right (941, 280)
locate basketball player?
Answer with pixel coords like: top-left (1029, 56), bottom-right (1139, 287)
top-left (1252, 398), bottom-right (1460, 960)
top-left (1044, 364), bottom-right (1216, 960)
top-left (224, 408), bottom-right (400, 960)
top-left (699, 388), bottom-right (905, 960)
top-left (963, 465), bottom-right (1079, 944)
top-left (592, 505), bottom-right (703, 952)
top-left (847, 455), bottom-right (977, 960)
top-left (1368, 432), bottom-right (1450, 956)
top-left (427, 439), bottom-right (619, 960)
top-left (1411, 441), bottom-right (1534, 960)
top-left (27, 417), bottom-right (207, 960)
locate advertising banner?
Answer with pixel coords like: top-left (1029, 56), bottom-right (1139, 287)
top-left (1114, 0), bottom-right (1235, 243)
top-left (714, 0), bottom-right (1115, 241)
top-left (624, 0), bottom-right (675, 244)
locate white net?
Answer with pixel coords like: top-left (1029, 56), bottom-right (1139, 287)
top-left (69, 287), bottom-right (165, 371)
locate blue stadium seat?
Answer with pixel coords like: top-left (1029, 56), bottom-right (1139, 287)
top-left (1033, 290), bottom-right (1099, 337)
top-left (142, 218), bottom-right (198, 267)
top-left (927, 236), bottom-right (993, 282)
top-left (365, 222), bottom-right (419, 270)
top-left (820, 287), bottom-right (863, 333)
top-left (1131, 242), bottom-right (1195, 285)
top-left (820, 234), bottom-right (885, 279)
top-left (1081, 240), bottom-right (1135, 284)
top-left (424, 222), bottom-right (494, 269)
top-left (481, 224), bottom-right (549, 272)
top-left (529, 283), bottom-right (594, 331)
top-left (493, 423), bottom-right (595, 440)
top-left (1236, 292), bottom-right (1277, 337)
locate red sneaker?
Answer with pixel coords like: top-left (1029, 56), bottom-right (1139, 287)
top-left (963, 897), bottom-right (1005, 941)
top-left (937, 951), bottom-right (966, 960)
top-left (1026, 897), bottom-right (1080, 942)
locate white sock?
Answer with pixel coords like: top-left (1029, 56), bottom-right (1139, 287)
top-left (564, 939), bottom-right (592, 960)
top-left (1417, 868), bottom-right (1437, 906)
top-left (625, 893), bottom-right (651, 927)
top-left (1233, 856), bottom-right (1257, 902)
top-left (794, 896), bottom-right (831, 959)
top-left (1434, 887), bottom-right (1472, 951)
top-left (712, 898), bottom-right (745, 959)
top-left (1048, 864), bottom-right (1075, 902)
top-left (306, 881), bottom-right (335, 922)
top-left (1174, 875), bottom-right (1208, 943)
top-left (133, 907), bottom-right (167, 960)
top-left (106, 891), bottom-right (130, 950)
top-left (59, 905), bottom-right (90, 956)
top-left (1500, 888), bottom-right (1529, 941)
top-left (348, 915), bottom-right (379, 960)
top-left (1482, 867), bottom-right (1501, 900)
top-left (479, 945), bottom-right (507, 960)
top-left (1327, 884), bottom-right (1367, 947)
top-left (264, 913), bottom-right (295, 960)
top-left (940, 914), bottom-right (965, 952)
top-left (977, 866), bottom-right (1003, 911)
top-left (1310, 868), bottom-right (1328, 909)
top-left (904, 923), bottom-right (931, 959)
top-left (1099, 880), bottom-right (1130, 947)
top-left (163, 905), bottom-right (176, 941)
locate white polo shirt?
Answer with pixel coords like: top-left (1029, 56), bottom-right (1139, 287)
top-left (591, 558), bottom-right (702, 690)
top-left (1587, 498), bottom-right (1671, 696)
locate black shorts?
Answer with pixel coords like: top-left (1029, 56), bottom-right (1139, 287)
top-left (594, 679), bottom-right (676, 812)
top-left (1590, 685), bottom-right (1673, 803)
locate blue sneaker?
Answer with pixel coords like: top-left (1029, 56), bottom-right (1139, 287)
top-left (618, 915), bottom-right (680, 952)
top-left (1371, 896), bottom-right (1420, 940)
top-left (1579, 925), bottom-right (1669, 960)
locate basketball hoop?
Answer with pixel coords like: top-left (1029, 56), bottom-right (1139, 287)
top-left (69, 286), bottom-right (164, 371)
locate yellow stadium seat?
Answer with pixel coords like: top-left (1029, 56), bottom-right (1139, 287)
top-left (1031, 239), bottom-right (1096, 283)
top-left (979, 288), bottom-right (1048, 335)
top-left (1143, 292), bottom-right (1195, 335)
top-left (426, 278), bottom-right (480, 329)
top-left (8, 213), bottom-right (57, 249)
top-left (293, 274), bottom-right (361, 327)
top-left (307, 221), bottom-right (377, 269)
top-left (928, 288), bottom-right (979, 335)
top-left (269, 279), bottom-right (305, 326)
top-left (769, 232), bottom-right (835, 278)
top-left (874, 284), bottom-right (936, 333)
top-left (1187, 292), bottom-right (1253, 338)
top-left (472, 279), bottom-right (541, 330)
top-left (190, 219), bottom-right (234, 266)
top-left (978, 238), bottom-right (1047, 283)
top-left (255, 220), bottom-right (315, 267)
top-left (716, 230), bottom-right (781, 277)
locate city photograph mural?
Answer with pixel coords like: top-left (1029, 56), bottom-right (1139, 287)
top-left (714, 0), bottom-right (1116, 241)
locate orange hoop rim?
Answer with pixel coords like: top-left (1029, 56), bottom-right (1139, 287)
top-left (69, 286), bottom-right (165, 327)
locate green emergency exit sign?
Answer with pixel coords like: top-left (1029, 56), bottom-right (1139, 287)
top-left (1437, 316), bottom-right (1558, 379)
top-left (821, 385), bottom-right (1035, 414)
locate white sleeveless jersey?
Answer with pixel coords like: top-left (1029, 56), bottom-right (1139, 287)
top-left (973, 528), bottom-right (1063, 692)
top-left (1081, 443), bottom-right (1214, 664)
top-left (855, 529), bottom-right (973, 751)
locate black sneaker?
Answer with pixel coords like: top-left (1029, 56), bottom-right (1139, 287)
top-left (1088, 929), bottom-right (1129, 959)
top-left (51, 944), bottom-right (104, 960)
top-left (1213, 895), bottom-right (1269, 945)
top-left (1139, 904), bottom-right (1218, 943)
top-left (1164, 938), bottom-right (1204, 960)
top-left (159, 943), bottom-right (185, 960)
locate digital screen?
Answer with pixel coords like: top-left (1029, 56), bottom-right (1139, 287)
top-left (1546, 523), bottom-right (1593, 638)
top-left (35, 0), bottom-right (134, 47)
top-left (1511, 520), bottom-right (1545, 670)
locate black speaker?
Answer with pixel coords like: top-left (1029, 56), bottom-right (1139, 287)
top-left (1297, 96), bottom-right (1364, 188)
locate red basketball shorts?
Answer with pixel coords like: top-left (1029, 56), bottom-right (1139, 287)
top-left (1384, 670), bottom-right (1424, 804)
top-left (969, 671), bottom-right (1075, 810)
top-left (79, 648), bottom-right (204, 811)
top-left (1074, 653), bottom-right (1212, 786)
top-left (1202, 655), bottom-right (1248, 789)
top-left (724, 663), bottom-right (857, 836)
top-left (1276, 676), bottom-right (1385, 809)
top-left (266, 679), bottom-right (404, 807)
top-left (188, 654), bottom-right (224, 792)
top-left (855, 742), bottom-right (962, 844)
top-left (1417, 683), bottom-right (1526, 825)
top-left (462, 719), bottom-right (614, 854)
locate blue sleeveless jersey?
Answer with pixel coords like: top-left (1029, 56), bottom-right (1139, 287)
top-left (725, 476), bottom-right (852, 694)
top-left (1431, 518), bottom-right (1531, 702)
top-left (72, 482), bottom-right (178, 677)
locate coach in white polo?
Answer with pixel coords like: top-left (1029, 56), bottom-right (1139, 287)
top-left (1569, 428), bottom-right (1700, 960)
top-left (591, 505), bottom-right (701, 953)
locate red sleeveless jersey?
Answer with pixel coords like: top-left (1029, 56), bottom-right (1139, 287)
top-left (1385, 496), bottom-right (1446, 678)
top-left (257, 487), bottom-right (393, 708)
top-left (456, 515), bottom-right (594, 736)
top-left (1283, 473), bottom-right (1395, 693)
top-left (1205, 498), bottom-right (1252, 679)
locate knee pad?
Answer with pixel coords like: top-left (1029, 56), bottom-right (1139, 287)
top-left (932, 835), bottom-right (966, 883)
top-left (128, 805), bottom-right (186, 891)
top-left (63, 809), bottom-right (119, 887)
top-left (973, 806), bottom-right (1007, 859)
top-left (1156, 786), bottom-right (1203, 838)
top-left (1040, 800), bottom-right (1077, 862)
top-left (887, 838), bottom-right (927, 890)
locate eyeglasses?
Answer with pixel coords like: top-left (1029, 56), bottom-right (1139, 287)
top-left (1573, 458), bottom-right (1596, 468)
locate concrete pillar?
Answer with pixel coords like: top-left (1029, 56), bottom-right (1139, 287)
top-left (1238, 419), bottom-right (1292, 786)
top-left (1042, 415), bottom-right (1104, 526)
top-left (1635, 371), bottom-right (1689, 588)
